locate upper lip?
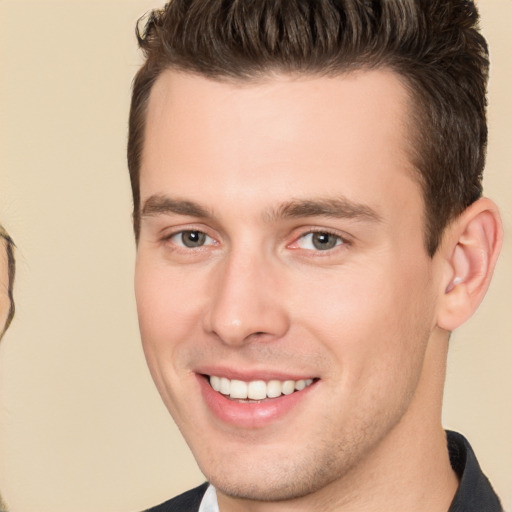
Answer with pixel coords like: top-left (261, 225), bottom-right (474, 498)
top-left (196, 366), bottom-right (317, 382)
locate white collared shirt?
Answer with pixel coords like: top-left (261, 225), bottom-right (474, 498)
top-left (198, 484), bottom-right (219, 512)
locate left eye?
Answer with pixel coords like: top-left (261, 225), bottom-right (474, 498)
top-left (297, 232), bottom-right (343, 251)
top-left (169, 230), bottom-right (215, 248)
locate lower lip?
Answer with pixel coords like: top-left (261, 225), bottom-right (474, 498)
top-left (198, 375), bottom-right (317, 429)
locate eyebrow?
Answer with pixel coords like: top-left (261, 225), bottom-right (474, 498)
top-left (140, 194), bottom-right (381, 223)
top-left (141, 195), bottom-right (212, 219)
top-left (266, 197), bottom-right (382, 223)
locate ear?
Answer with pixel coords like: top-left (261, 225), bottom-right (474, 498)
top-left (436, 198), bottom-right (503, 331)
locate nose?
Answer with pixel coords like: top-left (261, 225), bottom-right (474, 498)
top-left (203, 250), bottom-right (290, 346)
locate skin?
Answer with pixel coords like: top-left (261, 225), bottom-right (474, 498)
top-left (135, 69), bottom-right (468, 511)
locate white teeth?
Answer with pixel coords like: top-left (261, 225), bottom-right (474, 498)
top-left (247, 380), bottom-right (267, 400)
top-left (282, 380), bottom-right (295, 395)
top-left (208, 375), bottom-right (315, 400)
top-left (210, 375), bottom-right (220, 392)
top-left (267, 380), bottom-right (282, 398)
top-left (295, 379), bottom-right (306, 391)
top-left (230, 379), bottom-right (248, 399)
top-left (219, 377), bottom-right (230, 395)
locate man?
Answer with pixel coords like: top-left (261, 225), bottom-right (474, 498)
top-left (129, 1), bottom-right (503, 510)
top-left (0, 225), bottom-right (15, 512)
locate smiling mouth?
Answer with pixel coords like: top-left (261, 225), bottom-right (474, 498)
top-left (207, 375), bottom-right (317, 401)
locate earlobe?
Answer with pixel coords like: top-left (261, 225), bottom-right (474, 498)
top-left (437, 198), bottom-right (503, 331)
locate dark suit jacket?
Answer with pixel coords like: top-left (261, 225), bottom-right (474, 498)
top-left (144, 483), bottom-right (208, 512)
top-left (144, 432), bottom-right (502, 511)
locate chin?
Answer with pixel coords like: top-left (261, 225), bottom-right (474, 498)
top-left (210, 475), bottom-right (322, 503)
top-left (199, 447), bottom-right (347, 503)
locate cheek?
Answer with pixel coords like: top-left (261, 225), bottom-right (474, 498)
top-left (290, 259), bottom-right (435, 381)
top-left (134, 259), bottom-right (208, 370)
top-left (294, 268), bottom-right (434, 439)
top-left (134, 260), bottom-right (210, 415)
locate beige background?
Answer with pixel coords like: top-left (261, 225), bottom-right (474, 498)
top-left (0, 1), bottom-right (510, 510)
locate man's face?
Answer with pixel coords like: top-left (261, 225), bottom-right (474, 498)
top-left (135, 70), bottom-right (445, 501)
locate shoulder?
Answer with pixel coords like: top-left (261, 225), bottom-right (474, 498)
top-left (143, 483), bottom-right (209, 512)
top-left (447, 431), bottom-right (503, 512)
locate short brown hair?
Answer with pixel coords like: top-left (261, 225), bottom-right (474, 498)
top-left (0, 225), bottom-right (15, 340)
top-left (128, 0), bottom-right (489, 255)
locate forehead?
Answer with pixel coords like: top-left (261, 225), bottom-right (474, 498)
top-left (141, 69), bottom-right (419, 215)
